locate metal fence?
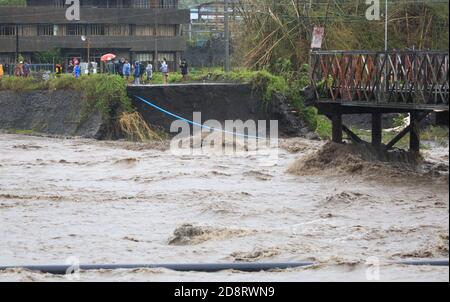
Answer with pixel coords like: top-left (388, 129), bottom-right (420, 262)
top-left (6, 64), bottom-right (55, 76)
top-left (310, 50), bottom-right (449, 108)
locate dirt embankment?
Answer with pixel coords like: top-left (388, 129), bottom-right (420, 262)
top-left (0, 90), bottom-right (104, 138)
top-left (0, 85), bottom-right (317, 140)
top-left (288, 142), bottom-right (449, 184)
top-left (128, 84), bottom-right (314, 138)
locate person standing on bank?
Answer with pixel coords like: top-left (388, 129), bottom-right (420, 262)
top-left (23, 61), bottom-right (31, 78)
top-left (146, 61), bottom-right (153, 84)
top-left (0, 62), bottom-right (4, 80)
top-left (4, 63), bottom-right (10, 76)
top-left (68, 61), bottom-right (74, 74)
top-left (160, 58), bottom-right (169, 85)
top-left (133, 61), bottom-right (141, 85)
top-left (73, 62), bottom-right (81, 79)
top-left (180, 59), bottom-right (188, 82)
top-left (55, 64), bottom-right (62, 76)
top-left (14, 62), bottom-right (23, 77)
top-left (123, 60), bottom-right (131, 82)
top-left (118, 58), bottom-right (125, 77)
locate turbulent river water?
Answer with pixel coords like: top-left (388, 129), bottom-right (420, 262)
top-left (0, 133), bottom-right (448, 282)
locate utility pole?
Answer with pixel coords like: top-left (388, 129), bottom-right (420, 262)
top-left (154, 7), bottom-right (158, 69)
top-left (384, 0), bottom-right (389, 100)
top-left (385, 0), bottom-right (388, 51)
top-left (15, 25), bottom-right (19, 63)
top-left (224, 0), bottom-right (231, 72)
top-left (87, 39), bottom-right (90, 65)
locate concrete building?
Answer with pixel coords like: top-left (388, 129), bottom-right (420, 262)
top-left (0, 0), bottom-right (190, 71)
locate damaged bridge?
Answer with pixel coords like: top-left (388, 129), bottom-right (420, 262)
top-left (310, 50), bottom-right (449, 152)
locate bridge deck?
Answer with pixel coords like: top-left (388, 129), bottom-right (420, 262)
top-left (310, 50), bottom-right (449, 152)
top-left (317, 100), bottom-right (449, 112)
top-left (311, 50), bottom-right (449, 112)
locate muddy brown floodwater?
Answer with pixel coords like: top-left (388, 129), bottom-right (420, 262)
top-left (0, 133), bottom-right (448, 282)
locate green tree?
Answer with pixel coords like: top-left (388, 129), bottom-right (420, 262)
top-left (0, 0), bottom-right (26, 6)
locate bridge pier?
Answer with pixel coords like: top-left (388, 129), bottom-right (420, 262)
top-left (331, 113), bottom-right (343, 144)
top-left (316, 102), bottom-right (436, 153)
top-left (410, 111), bottom-right (421, 153)
top-left (372, 112), bottom-right (383, 150)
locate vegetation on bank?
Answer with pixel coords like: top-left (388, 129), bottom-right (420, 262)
top-left (1, 70), bottom-right (448, 145)
top-left (0, 74), bottom-right (132, 130)
top-left (0, 74), bottom-right (133, 138)
top-left (146, 67), bottom-right (321, 130)
top-left (0, 67), bottom-right (323, 135)
top-left (236, 0), bottom-right (449, 72)
top-left (0, 0), bottom-right (25, 6)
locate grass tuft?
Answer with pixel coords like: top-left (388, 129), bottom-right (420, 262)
top-left (119, 112), bottom-right (164, 142)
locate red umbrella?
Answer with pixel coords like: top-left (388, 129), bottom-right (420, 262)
top-left (101, 53), bottom-right (116, 62)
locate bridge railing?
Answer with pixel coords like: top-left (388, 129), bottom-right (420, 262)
top-left (310, 50), bottom-right (449, 108)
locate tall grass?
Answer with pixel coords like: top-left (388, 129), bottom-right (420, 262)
top-left (0, 76), bottom-right (47, 91)
top-left (119, 112), bottom-right (164, 142)
top-left (0, 69), bottom-right (320, 138)
top-left (236, 0), bottom-right (449, 72)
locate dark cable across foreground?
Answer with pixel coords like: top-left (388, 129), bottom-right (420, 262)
top-left (0, 259), bottom-right (447, 275)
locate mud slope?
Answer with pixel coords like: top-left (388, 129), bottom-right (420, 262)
top-left (0, 90), bottom-right (103, 138)
top-left (129, 84), bottom-right (312, 137)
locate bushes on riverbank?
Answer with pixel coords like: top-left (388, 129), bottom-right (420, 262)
top-left (0, 68), bottom-right (320, 135)
top-left (0, 74), bottom-right (132, 140)
top-left (153, 68), bottom-right (319, 129)
top-left (0, 74), bottom-right (132, 119)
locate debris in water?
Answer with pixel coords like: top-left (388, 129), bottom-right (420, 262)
top-left (287, 142), bottom-right (448, 183)
top-left (168, 224), bottom-right (256, 246)
top-left (230, 247), bottom-right (281, 262)
top-left (242, 170), bottom-right (273, 181)
top-left (113, 158), bottom-right (140, 168)
top-left (12, 144), bottom-right (42, 150)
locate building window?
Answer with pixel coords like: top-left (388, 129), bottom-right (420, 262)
top-left (157, 25), bottom-right (177, 36)
top-left (53, 0), bottom-right (65, 7)
top-left (38, 25), bottom-right (54, 36)
top-left (108, 24), bottom-right (131, 36)
top-left (159, 0), bottom-right (178, 8)
top-left (158, 53), bottom-right (175, 62)
top-left (90, 24), bottom-right (106, 36)
top-left (133, 0), bottom-right (150, 8)
top-left (135, 25), bottom-right (154, 36)
top-left (66, 24), bottom-right (84, 36)
top-left (20, 25), bottom-right (37, 36)
top-left (0, 26), bottom-right (16, 36)
top-left (135, 53), bottom-right (154, 62)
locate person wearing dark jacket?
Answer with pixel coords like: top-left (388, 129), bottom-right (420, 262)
top-left (4, 63), bottom-right (10, 76)
top-left (139, 61), bottom-right (146, 82)
top-left (118, 58), bottom-right (125, 77)
top-left (180, 59), bottom-right (189, 81)
top-left (133, 61), bottom-right (141, 85)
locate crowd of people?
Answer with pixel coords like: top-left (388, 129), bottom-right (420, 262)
top-left (0, 61), bottom-right (32, 79)
top-left (0, 57), bottom-right (189, 86)
top-left (106, 57), bottom-right (189, 85)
